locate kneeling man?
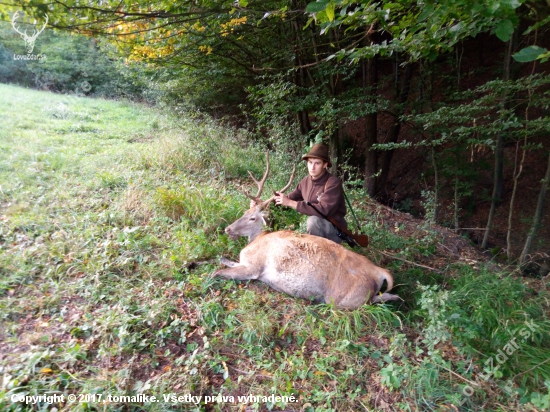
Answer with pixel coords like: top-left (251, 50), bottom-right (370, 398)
top-left (275, 144), bottom-right (347, 244)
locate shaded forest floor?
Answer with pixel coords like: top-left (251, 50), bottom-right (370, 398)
top-left (344, 115), bottom-right (550, 264)
top-left (1, 84), bottom-right (549, 411)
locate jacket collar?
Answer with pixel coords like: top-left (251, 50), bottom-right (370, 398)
top-left (309, 169), bottom-right (330, 185)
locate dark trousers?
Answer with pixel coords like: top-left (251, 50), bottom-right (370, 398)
top-left (306, 216), bottom-right (342, 244)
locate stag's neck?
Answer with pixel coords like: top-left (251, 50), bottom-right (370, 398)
top-left (247, 231), bottom-right (261, 243)
top-left (247, 228), bottom-right (268, 243)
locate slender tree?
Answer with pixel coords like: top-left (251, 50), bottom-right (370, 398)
top-left (520, 150), bottom-right (550, 264)
top-left (482, 38), bottom-right (514, 249)
top-left (376, 63), bottom-right (413, 196)
top-left (363, 24), bottom-right (380, 196)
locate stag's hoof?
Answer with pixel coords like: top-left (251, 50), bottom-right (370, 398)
top-left (371, 293), bottom-right (401, 304)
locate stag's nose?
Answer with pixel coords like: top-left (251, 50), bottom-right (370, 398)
top-left (225, 227), bottom-right (231, 234)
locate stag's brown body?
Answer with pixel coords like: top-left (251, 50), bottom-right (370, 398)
top-left (215, 229), bottom-right (396, 309)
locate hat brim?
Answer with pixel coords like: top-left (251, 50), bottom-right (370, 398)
top-left (302, 155), bottom-right (331, 168)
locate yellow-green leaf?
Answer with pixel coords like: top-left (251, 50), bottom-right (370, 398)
top-left (325, 3), bottom-right (335, 22)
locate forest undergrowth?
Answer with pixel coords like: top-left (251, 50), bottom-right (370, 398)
top-left (0, 84), bottom-right (549, 411)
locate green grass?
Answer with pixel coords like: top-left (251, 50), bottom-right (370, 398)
top-left (0, 83), bottom-right (549, 412)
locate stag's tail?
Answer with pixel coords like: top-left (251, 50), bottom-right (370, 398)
top-left (380, 268), bottom-right (393, 292)
top-left (371, 268), bottom-right (399, 304)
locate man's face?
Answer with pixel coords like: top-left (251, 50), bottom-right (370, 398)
top-left (307, 158), bottom-right (328, 179)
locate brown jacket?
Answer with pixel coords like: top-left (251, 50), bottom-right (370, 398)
top-left (287, 170), bottom-right (347, 230)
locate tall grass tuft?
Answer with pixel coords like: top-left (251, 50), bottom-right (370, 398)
top-left (445, 266), bottom-right (550, 389)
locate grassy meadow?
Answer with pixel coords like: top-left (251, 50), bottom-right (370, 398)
top-left (0, 84), bottom-right (549, 411)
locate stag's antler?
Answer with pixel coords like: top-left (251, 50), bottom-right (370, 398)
top-left (11, 11), bottom-right (48, 54)
top-left (242, 152), bottom-right (296, 210)
top-left (257, 165), bottom-right (296, 210)
top-left (243, 152), bottom-right (270, 206)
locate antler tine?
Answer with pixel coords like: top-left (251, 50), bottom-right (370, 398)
top-left (277, 164), bottom-right (296, 194)
top-left (258, 164), bottom-right (296, 210)
top-left (241, 187), bottom-right (261, 206)
top-left (247, 151), bottom-right (270, 199)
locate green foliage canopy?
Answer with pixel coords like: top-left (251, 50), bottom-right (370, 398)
top-left (304, 0), bottom-right (549, 62)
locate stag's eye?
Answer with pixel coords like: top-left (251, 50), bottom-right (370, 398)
top-left (249, 217), bottom-right (256, 221)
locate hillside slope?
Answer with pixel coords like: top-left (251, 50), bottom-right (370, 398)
top-left (0, 84), bottom-right (549, 411)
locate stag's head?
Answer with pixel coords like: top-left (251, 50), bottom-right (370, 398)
top-left (11, 11), bottom-right (48, 54)
top-left (225, 152), bottom-right (295, 243)
top-left (225, 205), bottom-right (268, 242)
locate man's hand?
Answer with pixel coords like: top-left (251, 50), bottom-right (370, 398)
top-left (275, 192), bottom-right (297, 209)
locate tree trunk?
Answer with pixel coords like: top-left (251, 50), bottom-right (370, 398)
top-left (520, 150), bottom-right (550, 265)
top-left (481, 133), bottom-right (505, 248)
top-left (322, 28), bottom-right (342, 174)
top-left (363, 55), bottom-right (379, 196)
top-left (506, 51), bottom-right (537, 260)
top-left (329, 128), bottom-right (340, 174)
top-left (297, 110), bottom-right (312, 135)
top-left (376, 63), bottom-right (413, 197)
top-left (454, 177), bottom-right (460, 229)
top-left (291, 13), bottom-right (311, 136)
top-left (430, 145), bottom-right (439, 223)
top-left (481, 38), bottom-right (513, 249)
top-left (506, 139), bottom-right (526, 259)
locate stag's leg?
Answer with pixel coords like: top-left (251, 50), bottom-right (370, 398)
top-left (325, 291), bottom-right (368, 309)
top-left (325, 276), bottom-right (376, 309)
top-left (212, 261), bottom-right (260, 280)
top-left (220, 257), bottom-right (239, 268)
